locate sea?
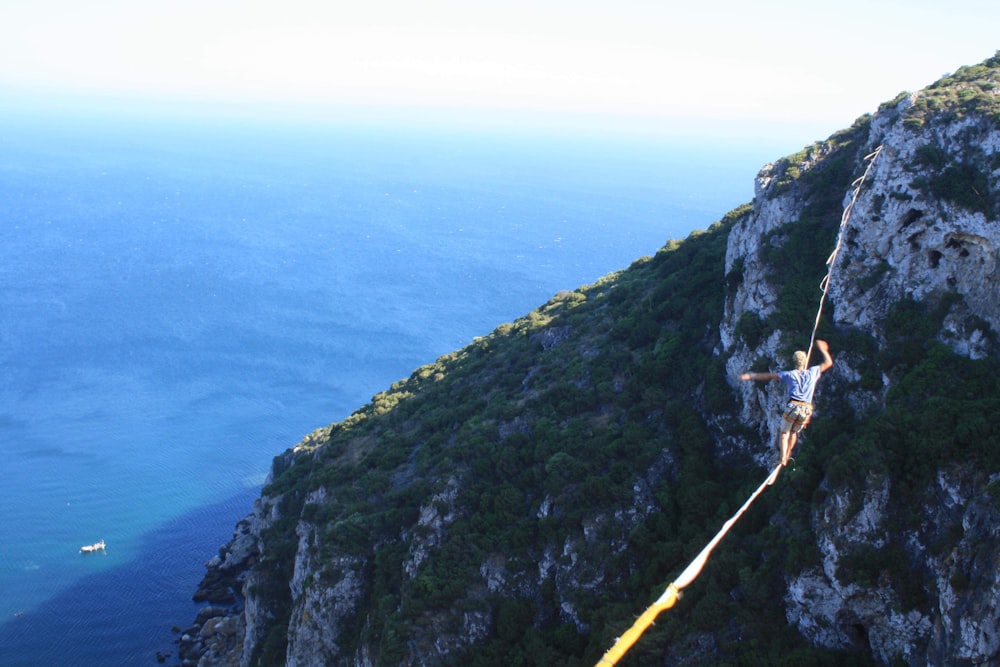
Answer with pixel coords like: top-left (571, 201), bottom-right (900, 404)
top-left (0, 107), bottom-right (775, 665)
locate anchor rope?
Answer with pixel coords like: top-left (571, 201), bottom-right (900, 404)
top-left (806, 145), bottom-right (883, 362)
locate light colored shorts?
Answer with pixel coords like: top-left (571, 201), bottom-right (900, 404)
top-left (780, 401), bottom-right (813, 433)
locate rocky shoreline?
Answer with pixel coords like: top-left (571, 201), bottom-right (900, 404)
top-left (173, 515), bottom-right (258, 667)
top-left (173, 605), bottom-right (240, 667)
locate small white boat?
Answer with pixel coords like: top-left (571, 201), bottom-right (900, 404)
top-left (80, 540), bottom-right (106, 553)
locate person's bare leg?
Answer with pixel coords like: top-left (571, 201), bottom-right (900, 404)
top-left (779, 431), bottom-right (791, 466)
top-left (784, 431), bottom-right (799, 465)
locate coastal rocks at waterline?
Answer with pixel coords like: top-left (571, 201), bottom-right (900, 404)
top-left (175, 606), bottom-right (241, 667)
top-left (176, 513), bottom-right (260, 666)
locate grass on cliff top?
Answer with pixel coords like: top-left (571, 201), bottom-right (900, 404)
top-left (902, 51), bottom-right (1000, 127)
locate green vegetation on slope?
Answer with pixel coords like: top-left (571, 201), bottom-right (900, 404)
top-left (246, 54), bottom-right (1000, 667)
top-left (256, 212), bottom-right (749, 664)
top-left (898, 51), bottom-right (1000, 128)
top-left (250, 199), bottom-right (874, 666)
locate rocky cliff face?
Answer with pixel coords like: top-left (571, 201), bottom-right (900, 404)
top-left (179, 54), bottom-right (1000, 666)
top-left (722, 57), bottom-right (1000, 666)
top-left (832, 104), bottom-right (1000, 358)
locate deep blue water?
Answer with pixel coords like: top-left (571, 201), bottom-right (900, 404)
top-left (0, 110), bottom-right (765, 665)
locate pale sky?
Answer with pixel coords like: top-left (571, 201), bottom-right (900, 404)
top-left (1, 0), bottom-right (998, 141)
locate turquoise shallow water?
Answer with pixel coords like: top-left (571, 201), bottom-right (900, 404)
top-left (0, 112), bottom-right (760, 665)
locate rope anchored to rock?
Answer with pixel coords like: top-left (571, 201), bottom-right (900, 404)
top-left (806, 145), bottom-right (882, 361)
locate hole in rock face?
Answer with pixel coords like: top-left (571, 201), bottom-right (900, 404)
top-left (907, 229), bottom-right (925, 251)
top-left (840, 621), bottom-right (869, 650)
top-left (900, 208), bottom-right (924, 230)
top-left (929, 250), bottom-right (943, 268)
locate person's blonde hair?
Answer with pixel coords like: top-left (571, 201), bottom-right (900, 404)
top-left (792, 351), bottom-right (808, 370)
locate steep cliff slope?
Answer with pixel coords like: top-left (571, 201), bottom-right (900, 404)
top-left (180, 53), bottom-right (1000, 667)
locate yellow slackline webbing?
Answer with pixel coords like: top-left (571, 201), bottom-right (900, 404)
top-left (596, 465), bottom-right (782, 666)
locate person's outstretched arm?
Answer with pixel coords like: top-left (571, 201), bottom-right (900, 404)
top-left (815, 339), bottom-right (834, 373)
top-left (740, 371), bottom-right (778, 382)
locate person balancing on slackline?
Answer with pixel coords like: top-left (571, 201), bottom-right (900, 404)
top-left (739, 340), bottom-right (834, 466)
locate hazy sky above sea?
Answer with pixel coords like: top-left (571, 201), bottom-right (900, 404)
top-left (1, 0), bottom-right (997, 146)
